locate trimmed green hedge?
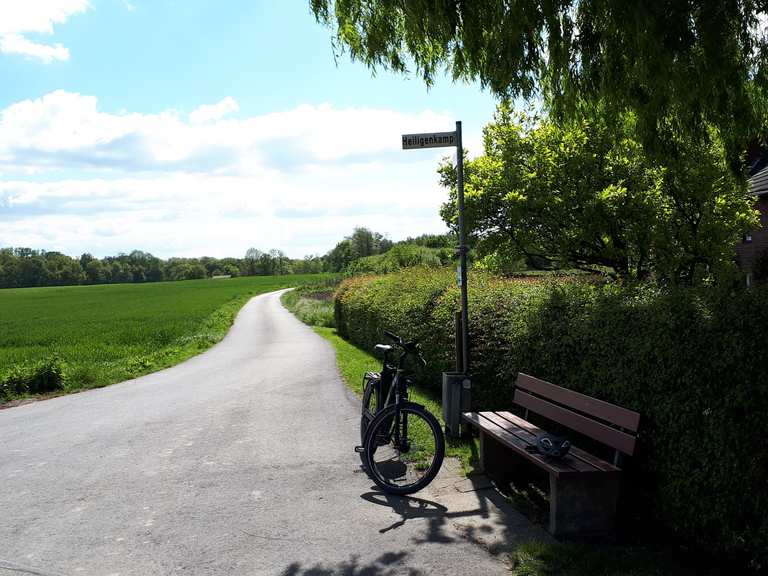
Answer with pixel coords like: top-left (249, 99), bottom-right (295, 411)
top-left (335, 267), bottom-right (768, 566)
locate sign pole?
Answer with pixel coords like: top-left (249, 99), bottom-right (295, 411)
top-left (455, 121), bottom-right (470, 374)
top-left (400, 124), bottom-right (470, 375)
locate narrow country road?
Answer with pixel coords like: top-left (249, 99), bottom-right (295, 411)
top-left (0, 290), bottom-right (511, 576)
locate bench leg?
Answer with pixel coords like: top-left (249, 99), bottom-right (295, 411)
top-left (548, 473), bottom-right (620, 536)
top-left (479, 431), bottom-right (515, 485)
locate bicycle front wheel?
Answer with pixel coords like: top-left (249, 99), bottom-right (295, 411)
top-left (363, 402), bottom-right (444, 495)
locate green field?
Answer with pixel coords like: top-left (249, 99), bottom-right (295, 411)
top-left (0, 275), bottom-right (326, 401)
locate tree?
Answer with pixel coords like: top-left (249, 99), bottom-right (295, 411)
top-left (84, 259), bottom-right (106, 284)
top-left (244, 248), bottom-right (263, 275)
top-left (440, 102), bottom-right (758, 283)
top-left (311, 1), bottom-right (768, 165)
top-left (186, 263), bottom-right (207, 280)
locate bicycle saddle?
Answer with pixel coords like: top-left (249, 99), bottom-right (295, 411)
top-left (374, 344), bottom-right (392, 353)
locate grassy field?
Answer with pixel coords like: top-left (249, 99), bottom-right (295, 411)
top-left (0, 274), bottom-right (326, 401)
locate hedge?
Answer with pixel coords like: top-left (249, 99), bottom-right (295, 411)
top-left (335, 267), bottom-right (768, 566)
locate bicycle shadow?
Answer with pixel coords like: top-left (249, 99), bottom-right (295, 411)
top-left (360, 468), bottom-right (552, 554)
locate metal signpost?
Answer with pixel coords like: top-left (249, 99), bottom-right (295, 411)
top-left (402, 122), bottom-right (470, 437)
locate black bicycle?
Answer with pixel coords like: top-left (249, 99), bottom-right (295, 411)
top-left (356, 330), bottom-right (445, 495)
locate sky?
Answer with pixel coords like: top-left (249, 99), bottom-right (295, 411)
top-left (0, 0), bottom-right (500, 259)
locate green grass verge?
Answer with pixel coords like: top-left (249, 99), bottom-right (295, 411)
top-left (281, 287), bottom-right (335, 327)
top-left (0, 274), bottom-right (329, 403)
top-left (509, 541), bottom-right (726, 576)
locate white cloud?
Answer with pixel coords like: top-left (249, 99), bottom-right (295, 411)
top-left (0, 90), bottom-right (460, 173)
top-left (0, 33), bottom-right (69, 63)
top-left (0, 0), bottom-right (89, 63)
top-left (189, 97), bottom-right (240, 124)
top-left (0, 91), bottom-right (466, 258)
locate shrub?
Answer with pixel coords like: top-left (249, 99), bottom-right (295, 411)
top-left (344, 244), bottom-right (450, 275)
top-left (0, 355), bottom-right (66, 400)
top-left (335, 267), bottom-right (768, 566)
top-left (282, 286), bottom-right (335, 328)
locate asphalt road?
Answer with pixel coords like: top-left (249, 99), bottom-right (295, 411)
top-left (0, 290), bottom-right (509, 576)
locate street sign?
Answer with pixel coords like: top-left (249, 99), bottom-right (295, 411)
top-left (401, 131), bottom-right (457, 150)
top-left (401, 122), bottom-right (469, 392)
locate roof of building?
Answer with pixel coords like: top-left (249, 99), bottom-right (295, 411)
top-left (749, 161), bottom-right (768, 196)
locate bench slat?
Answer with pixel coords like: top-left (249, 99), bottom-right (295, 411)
top-left (493, 411), bottom-right (619, 472)
top-left (514, 390), bottom-right (637, 455)
top-left (480, 412), bottom-right (598, 473)
top-left (517, 373), bottom-right (640, 432)
top-left (463, 412), bottom-right (578, 477)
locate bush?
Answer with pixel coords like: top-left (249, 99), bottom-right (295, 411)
top-left (0, 355), bottom-right (66, 401)
top-left (335, 267), bottom-right (768, 566)
top-left (282, 286), bottom-right (335, 328)
top-left (344, 244), bottom-right (450, 275)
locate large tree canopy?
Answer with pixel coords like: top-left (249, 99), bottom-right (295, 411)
top-left (439, 102), bottom-right (758, 283)
top-left (311, 0), bottom-right (768, 162)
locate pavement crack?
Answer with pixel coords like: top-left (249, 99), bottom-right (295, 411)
top-left (0, 559), bottom-right (67, 576)
top-left (240, 529), bottom-right (300, 542)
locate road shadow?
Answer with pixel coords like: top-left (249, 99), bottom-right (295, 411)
top-left (360, 470), bottom-right (551, 556)
top-left (279, 551), bottom-right (424, 576)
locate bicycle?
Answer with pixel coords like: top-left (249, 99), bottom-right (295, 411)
top-left (356, 330), bottom-right (445, 495)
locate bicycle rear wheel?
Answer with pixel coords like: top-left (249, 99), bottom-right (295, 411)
top-left (363, 402), bottom-right (444, 495)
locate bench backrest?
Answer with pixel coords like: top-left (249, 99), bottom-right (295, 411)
top-left (513, 373), bottom-right (640, 456)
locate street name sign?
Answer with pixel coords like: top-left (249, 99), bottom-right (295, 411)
top-left (401, 131), bottom-right (457, 149)
top-left (401, 120), bottom-right (470, 387)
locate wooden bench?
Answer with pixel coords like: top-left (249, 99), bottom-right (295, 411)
top-left (462, 373), bottom-right (640, 536)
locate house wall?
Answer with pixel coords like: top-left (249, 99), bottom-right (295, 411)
top-left (736, 195), bottom-right (768, 279)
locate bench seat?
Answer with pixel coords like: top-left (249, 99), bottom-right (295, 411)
top-left (462, 373), bottom-right (640, 536)
top-left (463, 411), bottom-right (620, 477)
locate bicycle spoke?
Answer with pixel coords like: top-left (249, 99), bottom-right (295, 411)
top-left (365, 404), bottom-right (444, 493)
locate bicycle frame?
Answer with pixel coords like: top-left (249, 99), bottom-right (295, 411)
top-left (381, 351), bottom-right (412, 451)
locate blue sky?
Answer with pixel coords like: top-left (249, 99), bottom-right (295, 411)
top-left (0, 0), bottom-right (499, 258)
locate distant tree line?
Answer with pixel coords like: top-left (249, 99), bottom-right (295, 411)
top-left (0, 228), bottom-right (454, 289)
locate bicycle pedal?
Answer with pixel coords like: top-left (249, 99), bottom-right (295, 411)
top-left (354, 446), bottom-right (365, 453)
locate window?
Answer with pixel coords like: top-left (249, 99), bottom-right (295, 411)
top-left (745, 233), bottom-right (753, 243)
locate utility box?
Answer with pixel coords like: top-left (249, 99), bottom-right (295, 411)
top-left (442, 372), bottom-right (472, 437)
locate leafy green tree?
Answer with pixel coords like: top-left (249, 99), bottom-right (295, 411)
top-left (326, 239), bottom-right (356, 272)
top-left (84, 259), bottom-right (106, 284)
top-left (311, 0), bottom-right (768, 164)
top-left (244, 248), bottom-right (263, 275)
top-left (186, 263), bottom-right (207, 280)
top-left (440, 102), bottom-right (757, 283)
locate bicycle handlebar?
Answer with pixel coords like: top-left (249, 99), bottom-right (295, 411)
top-left (383, 330), bottom-right (400, 344)
top-left (381, 330), bottom-right (427, 367)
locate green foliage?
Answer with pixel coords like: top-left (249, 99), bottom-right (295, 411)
top-left (0, 356), bottom-right (66, 400)
top-left (0, 247), bottom-right (318, 289)
top-left (0, 274), bottom-right (328, 402)
top-left (311, 0), bottom-right (768, 164)
top-left (509, 541), bottom-right (722, 576)
top-left (335, 268), bottom-right (768, 566)
top-left (439, 102), bottom-right (757, 284)
top-left (344, 243), bottom-right (451, 275)
top-left (325, 227), bottom-right (393, 272)
top-left (281, 287), bottom-right (336, 328)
